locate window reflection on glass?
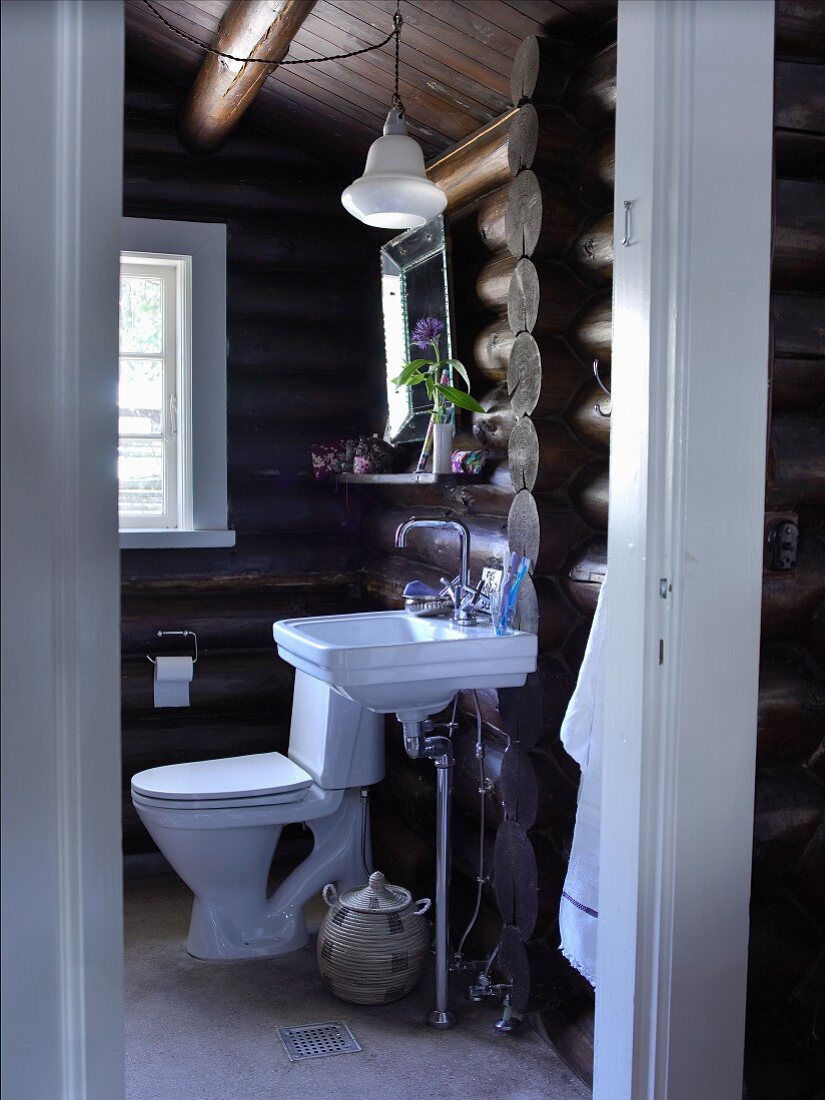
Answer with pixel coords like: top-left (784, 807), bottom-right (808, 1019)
top-left (382, 272), bottom-right (409, 439)
top-left (119, 275), bottom-right (163, 354)
top-left (118, 358), bottom-right (163, 435)
top-left (118, 439), bottom-right (164, 516)
top-left (380, 217), bottom-right (453, 443)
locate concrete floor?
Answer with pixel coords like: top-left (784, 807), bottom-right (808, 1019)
top-left (124, 855), bottom-right (589, 1100)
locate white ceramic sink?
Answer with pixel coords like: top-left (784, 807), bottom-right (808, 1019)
top-left (273, 610), bottom-right (537, 722)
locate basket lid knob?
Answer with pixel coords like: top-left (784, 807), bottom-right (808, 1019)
top-left (339, 869), bottom-right (412, 913)
top-left (368, 871), bottom-right (394, 900)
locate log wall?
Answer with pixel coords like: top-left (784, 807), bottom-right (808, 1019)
top-left (120, 72), bottom-right (384, 850)
top-left (743, 8), bottom-right (825, 1095)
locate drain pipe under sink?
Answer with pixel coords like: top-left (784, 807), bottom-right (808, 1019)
top-left (401, 719), bottom-right (456, 1029)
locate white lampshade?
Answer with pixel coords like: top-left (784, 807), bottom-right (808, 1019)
top-left (341, 108), bottom-right (447, 229)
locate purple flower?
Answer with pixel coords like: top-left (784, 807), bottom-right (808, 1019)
top-left (410, 316), bottom-right (444, 351)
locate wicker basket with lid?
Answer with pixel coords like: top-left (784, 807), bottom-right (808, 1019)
top-left (317, 871), bottom-right (431, 1005)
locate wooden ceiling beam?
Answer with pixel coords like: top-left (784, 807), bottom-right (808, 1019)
top-left (179, 0), bottom-right (317, 152)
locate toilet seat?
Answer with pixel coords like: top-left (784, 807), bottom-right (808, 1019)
top-left (131, 751), bottom-right (313, 809)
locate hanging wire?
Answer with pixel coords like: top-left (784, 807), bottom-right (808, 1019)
top-left (141, 0), bottom-right (403, 70)
top-left (391, 2), bottom-right (405, 116)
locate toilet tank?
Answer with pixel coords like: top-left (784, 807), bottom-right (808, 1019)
top-left (287, 671), bottom-right (384, 789)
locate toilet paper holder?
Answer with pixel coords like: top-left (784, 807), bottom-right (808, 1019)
top-left (146, 630), bottom-right (198, 666)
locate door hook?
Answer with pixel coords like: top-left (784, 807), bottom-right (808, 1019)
top-left (593, 359), bottom-right (611, 418)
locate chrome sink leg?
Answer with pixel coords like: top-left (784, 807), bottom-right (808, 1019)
top-left (402, 721), bottom-right (457, 1029)
top-left (428, 751), bottom-right (456, 1029)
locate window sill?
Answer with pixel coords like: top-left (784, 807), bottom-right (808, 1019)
top-left (119, 529), bottom-right (236, 549)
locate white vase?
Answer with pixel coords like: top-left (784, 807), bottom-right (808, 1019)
top-left (432, 421), bottom-right (453, 475)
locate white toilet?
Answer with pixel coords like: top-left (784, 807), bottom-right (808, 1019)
top-left (131, 671), bottom-right (385, 960)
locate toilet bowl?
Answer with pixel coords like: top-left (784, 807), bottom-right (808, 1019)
top-left (131, 672), bottom-right (384, 960)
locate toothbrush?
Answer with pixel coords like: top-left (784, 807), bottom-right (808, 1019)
top-left (505, 557), bottom-right (530, 621)
top-left (499, 555), bottom-right (530, 633)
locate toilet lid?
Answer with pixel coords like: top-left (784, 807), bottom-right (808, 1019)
top-left (131, 752), bottom-right (313, 802)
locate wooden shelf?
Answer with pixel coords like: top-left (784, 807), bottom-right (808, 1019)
top-left (337, 472), bottom-right (481, 485)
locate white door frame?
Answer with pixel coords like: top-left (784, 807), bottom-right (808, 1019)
top-left (1, 3), bottom-right (125, 1098)
top-left (595, 3), bottom-right (775, 1098)
top-left (0, 1), bottom-right (776, 1098)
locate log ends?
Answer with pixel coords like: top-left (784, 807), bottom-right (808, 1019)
top-left (506, 171), bottom-right (588, 261)
top-left (508, 490), bottom-right (541, 571)
top-left (510, 35), bottom-right (586, 108)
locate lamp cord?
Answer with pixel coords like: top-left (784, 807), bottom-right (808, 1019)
top-left (391, 2), bottom-right (405, 116)
top-left (141, 0), bottom-right (404, 75)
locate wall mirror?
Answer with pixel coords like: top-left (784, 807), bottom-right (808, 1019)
top-left (381, 216), bottom-right (454, 443)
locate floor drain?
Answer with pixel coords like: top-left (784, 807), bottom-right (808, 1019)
top-left (277, 1021), bottom-right (362, 1063)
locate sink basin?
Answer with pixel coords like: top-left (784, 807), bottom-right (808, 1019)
top-left (273, 611), bottom-right (537, 722)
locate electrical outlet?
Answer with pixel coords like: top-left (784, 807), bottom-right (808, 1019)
top-left (766, 518), bottom-right (799, 571)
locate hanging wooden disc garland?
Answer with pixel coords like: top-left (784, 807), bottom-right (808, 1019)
top-left (493, 819), bottom-right (539, 940)
top-left (513, 572), bottom-right (539, 634)
top-left (499, 670), bottom-right (544, 750)
top-left (498, 923), bottom-right (531, 1013)
top-left (500, 744), bottom-right (539, 829)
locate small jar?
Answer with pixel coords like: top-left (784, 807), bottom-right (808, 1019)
top-left (317, 871), bottom-right (431, 1005)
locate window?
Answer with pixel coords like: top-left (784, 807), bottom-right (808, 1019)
top-left (118, 254), bottom-right (191, 529)
top-left (119, 218), bottom-right (233, 549)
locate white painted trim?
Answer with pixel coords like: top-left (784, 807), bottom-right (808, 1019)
top-left (594, 3), bottom-right (775, 1098)
top-left (1, 3), bottom-right (125, 1098)
top-left (121, 217), bottom-right (230, 547)
top-left (118, 257), bottom-right (183, 528)
top-left (119, 529), bottom-right (237, 549)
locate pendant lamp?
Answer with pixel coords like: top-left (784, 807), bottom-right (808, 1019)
top-left (341, 6), bottom-right (446, 229)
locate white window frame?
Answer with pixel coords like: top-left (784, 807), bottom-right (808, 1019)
top-left (119, 217), bottom-right (234, 548)
top-left (118, 254), bottom-right (190, 530)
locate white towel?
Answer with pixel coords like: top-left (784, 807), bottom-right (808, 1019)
top-left (558, 576), bottom-right (607, 986)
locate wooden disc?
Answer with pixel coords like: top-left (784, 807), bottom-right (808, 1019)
top-left (499, 670), bottom-right (544, 750)
top-left (493, 821), bottom-right (539, 941)
top-left (508, 490), bottom-right (540, 570)
top-left (513, 572), bottom-right (539, 635)
top-left (500, 744), bottom-right (539, 829)
top-left (508, 416), bottom-right (539, 492)
top-left (510, 35), bottom-right (585, 108)
top-left (508, 331), bottom-right (542, 418)
top-left (508, 256), bottom-right (540, 335)
top-left (506, 169), bottom-right (543, 258)
top-left (508, 104), bottom-right (539, 175)
top-left (498, 924), bottom-right (531, 1013)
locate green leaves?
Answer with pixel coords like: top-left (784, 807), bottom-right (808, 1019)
top-left (433, 382), bottom-right (485, 413)
top-left (441, 358), bottom-right (473, 392)
top-left (390, 359), bottom-right (430, 387)
top-left (392, 352), bottom-right (483, 415)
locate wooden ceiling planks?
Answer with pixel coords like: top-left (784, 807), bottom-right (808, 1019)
top-left (125, 0), bottom-right (616, 170)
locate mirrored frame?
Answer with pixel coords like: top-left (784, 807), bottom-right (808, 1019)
top-left (381, 216), bottom-right (454, 443)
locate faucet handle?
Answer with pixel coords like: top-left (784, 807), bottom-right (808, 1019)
top-left (439, 576), bottom-right (460, 608)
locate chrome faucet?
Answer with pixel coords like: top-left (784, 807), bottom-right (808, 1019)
top-left (395, 518), bottom-right (473, 623)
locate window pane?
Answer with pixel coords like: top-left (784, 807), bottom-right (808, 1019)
top-left (118, 439), bottom-right (164, 516)
top-left (119, 358), bottom-right (163, 435)
top-left (120, 275), bottom-right (163, 354)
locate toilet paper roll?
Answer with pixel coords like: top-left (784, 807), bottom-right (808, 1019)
top-left (153, 656), bottom-right (193, 709)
